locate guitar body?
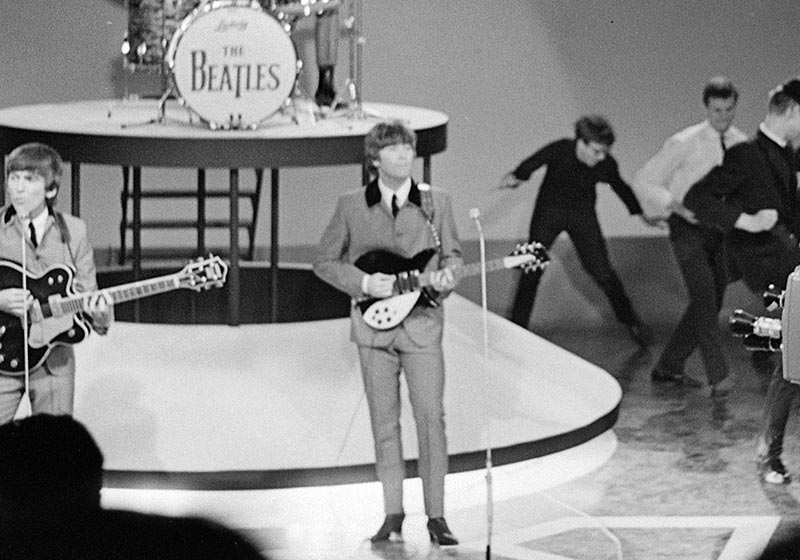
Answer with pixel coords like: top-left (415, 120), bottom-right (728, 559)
top-left (0, 261), bottom-right (89, 375)
top-left (353, 243), bottom-right (550, 331)
top-left (354, 248), bottom-right (437, 278)
top-left (355, 248), bottom-right (439, 329)
top-left (0, 255), bottom-right (228, 375)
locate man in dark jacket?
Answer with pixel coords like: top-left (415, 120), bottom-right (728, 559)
top-left (684, 77), bottom-right (800, 484)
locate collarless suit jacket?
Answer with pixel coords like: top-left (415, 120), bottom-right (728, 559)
top-left (314, 180), bottom-right (463, 348)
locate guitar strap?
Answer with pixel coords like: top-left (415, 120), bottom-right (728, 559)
top-left (417, 183), bottom-right (442, 257)
top-left (416, 183), bottom-right (445, 308)
top-left (53, 211), bottom-right (77, 270)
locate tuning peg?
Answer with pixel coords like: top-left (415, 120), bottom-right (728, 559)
top-left (729, 309), bottom-right (782, 338)
top-left (763, 284), bottom-right (784, 311)
top-left (729, 309), bottom-right (759, 336)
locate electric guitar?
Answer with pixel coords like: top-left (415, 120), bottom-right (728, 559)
top-left (355, 242), bottom-right (548, 330)
top-left (0, 255), bottom-right (228, 375)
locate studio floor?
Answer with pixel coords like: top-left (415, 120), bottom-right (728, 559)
top-left (86, 300), bottom-right (800, 560)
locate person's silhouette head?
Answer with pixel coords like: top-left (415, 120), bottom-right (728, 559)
top-left (0, 414), bottom-right (103, 521)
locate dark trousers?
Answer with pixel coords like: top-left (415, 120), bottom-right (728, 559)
top-left (741, 232), bottom-right (800, 461)
top-left (762, 364), bottom-right (799, 460)
top-left (654, 216), bottom-right (729, 384)
top-left (510, 209), bottom-right (640, 328)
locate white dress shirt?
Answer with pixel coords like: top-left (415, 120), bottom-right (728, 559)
top-left (27, 208), bottom-right (49, 247)
top-left (378, 177), bottom-right (412, 213)
top-left (633, 120), bottom-right (748, 219)
top-left (360, 177), bottom-right (413, 295)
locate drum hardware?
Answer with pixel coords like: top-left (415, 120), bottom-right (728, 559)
top-left (342, 0), bottom-right (363, 118)
top-left (118, 0), bottom-right (369, 129)
top-left (313, 5), bottom-right (339, 108)
top-left (270, 0), bottom-right (341, 29)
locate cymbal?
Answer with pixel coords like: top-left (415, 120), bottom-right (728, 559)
top-left (272, 0), bottom-right (341, 18)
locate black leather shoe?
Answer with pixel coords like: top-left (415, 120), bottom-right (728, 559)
top-left (427, 517), bottom-right (459, 546)
top-left (370, 513), bottom-right (405, 543)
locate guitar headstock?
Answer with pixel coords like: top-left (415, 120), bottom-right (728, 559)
top-left (177, 255), bottom-right (229, 291)
top-left (508, 242), bottom-right (549, 273)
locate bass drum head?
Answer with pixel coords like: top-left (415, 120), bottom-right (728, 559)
top-left (166, 1), bottom-right (298, 129)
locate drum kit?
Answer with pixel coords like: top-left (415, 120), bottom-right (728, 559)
top-left (121, 0), bottom-right (363, 130)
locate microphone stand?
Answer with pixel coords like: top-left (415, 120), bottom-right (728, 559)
top-left (19, 215), bottom-right (31, 418)
top-left (470, 208), bottom-right (492, 560)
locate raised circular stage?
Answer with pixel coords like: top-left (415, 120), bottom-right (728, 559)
top-left (73, 292), bottom-right (621, 491)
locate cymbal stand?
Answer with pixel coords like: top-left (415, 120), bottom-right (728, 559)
top-left (344, 0), bottom-right (365, 119)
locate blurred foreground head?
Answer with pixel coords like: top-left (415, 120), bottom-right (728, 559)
top-left (0, 414), bottom-right (103, 519)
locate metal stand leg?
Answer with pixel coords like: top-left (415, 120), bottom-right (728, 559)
top-left (229, 168), bottom-right (240, 326)
top-left (270, 169), bottom-right (279, 323)
top-left (133, 167), bottom-right (142, 322)
top-left (197, 168), bottom-right (206, 256)
top-left (423, 156), bottom-right (431, 184)
top-left (119, 166), bottom-right (129, 265)
top-left (71, 163), bottom-right (81, 217)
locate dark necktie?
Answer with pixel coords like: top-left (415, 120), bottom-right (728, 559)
top-left (391, 195), bottom-right (399, 218)
top-left (720, 133), bottom-right (726, 154)
top-left (28, 222), bottom-right (37, 248)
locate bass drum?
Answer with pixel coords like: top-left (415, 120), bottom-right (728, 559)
top-left (166, 0), bottom-right (299, 129)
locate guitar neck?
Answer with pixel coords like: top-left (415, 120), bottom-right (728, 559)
top-left (57, 273), bottom-right (182, 315)
top-left (416, 257), bottom-right (512, 288)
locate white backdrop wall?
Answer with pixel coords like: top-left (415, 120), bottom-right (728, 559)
top-left (0, 1), bottom-right (797, 255)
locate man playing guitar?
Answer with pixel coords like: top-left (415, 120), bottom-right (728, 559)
top-left (314, 121), bottom-right (462, 546)
top-left (0, 143), bottom-right (112, 423)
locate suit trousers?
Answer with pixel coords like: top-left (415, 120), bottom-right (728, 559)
top-left (511, 209), bottom-right (639, 328)
top-left (357, 325), bottom-right (448, 518)
top-left (655, 216), bottom-right (729, 383)
top-left (0, 366), bottom-right (74, 424)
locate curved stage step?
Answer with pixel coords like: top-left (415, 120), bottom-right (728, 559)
top-left (72, 294), bottom-right (622, 490)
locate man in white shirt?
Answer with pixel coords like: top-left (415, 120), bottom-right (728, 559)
top-left (634, 77), bottom-right (746, 395)
top-left (684, 77), bottom-right (800, 484)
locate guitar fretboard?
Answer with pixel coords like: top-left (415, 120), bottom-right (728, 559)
top-left (56, 275), bottom-right (181, 315)
top-left (417, 256), bottom-right (532, 288)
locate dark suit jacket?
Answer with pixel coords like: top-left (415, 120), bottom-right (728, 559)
top-left (684, 130), bottom-right (800, 292)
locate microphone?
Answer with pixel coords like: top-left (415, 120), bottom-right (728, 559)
top-left (470, 208), bottom-right (483, 234)
top-left (18, 209), bottom-right (31, 417)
